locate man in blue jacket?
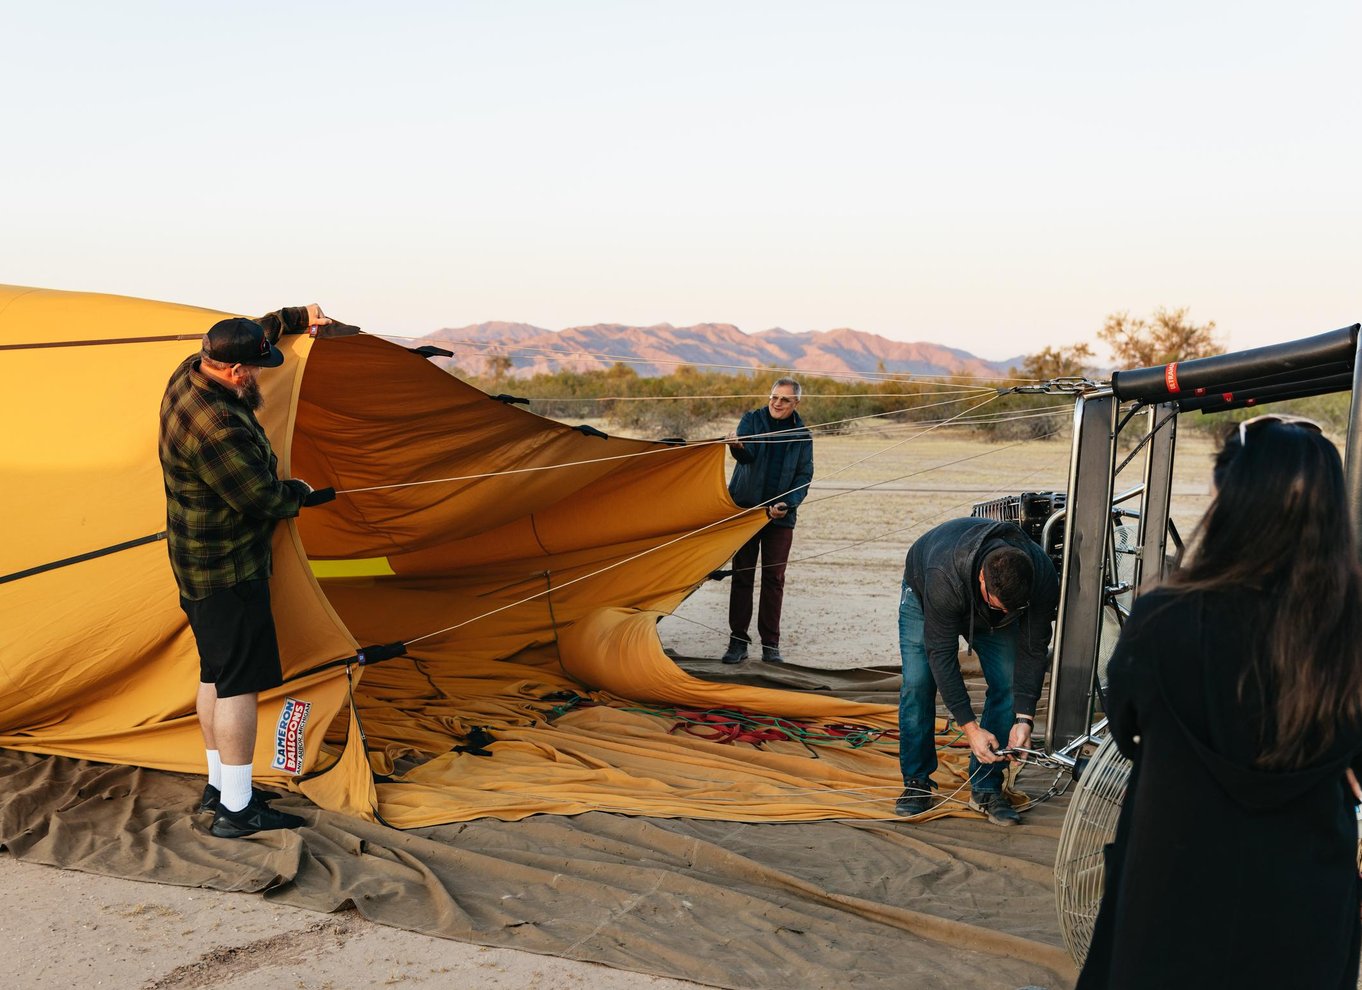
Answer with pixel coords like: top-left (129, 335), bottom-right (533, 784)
top-left (722, 377), bottom-right (815, 665)
top-left (896, 517), bottom-right (1059, 825)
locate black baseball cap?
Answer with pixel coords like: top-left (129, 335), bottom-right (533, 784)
top-left (202, 317), bottom-right (284, 368)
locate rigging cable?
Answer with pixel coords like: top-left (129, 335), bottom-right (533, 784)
top-left (333, 389), bottom-right (1031, 496)
top-left (368, 329), bottom-right (1040, 387)
top-left (398, 391), bottom-right (1008, 648)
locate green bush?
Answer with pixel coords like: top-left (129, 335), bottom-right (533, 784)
top-left (1179, 391), bottom-right (1353, 441)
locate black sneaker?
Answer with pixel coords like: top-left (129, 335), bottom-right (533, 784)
top-left (721, 637), bottom-right (749, 664)
top-left (969, 790), bottom-right (1021, 827)
top-left (761, 645), bottom-right (785, 664)
top-left (895, 777), bottom-right (936, 817)
top-left (210, 794), bottom-right (305, 838)
top-left (199, 783), bottom-right (281, 814)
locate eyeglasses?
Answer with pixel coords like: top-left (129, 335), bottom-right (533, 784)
top-left (1237, 414), bottom-right (1324, 448)
top-left (769, 395), bottom-right (797, 404)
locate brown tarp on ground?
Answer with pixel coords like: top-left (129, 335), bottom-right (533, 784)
top-left (0, 284), bottom-right (1077, 986)
top-left (0, 665), bottom-right (1075, 990)
top-left (0, 749), bottom-right (1075, 990)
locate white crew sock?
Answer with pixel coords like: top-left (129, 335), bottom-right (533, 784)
top-left (220, 763), bottom-right (253, 813)
top-left (206, 750), bottom-right (222, 790)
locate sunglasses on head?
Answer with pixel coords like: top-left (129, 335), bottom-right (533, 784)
top-left (1237, 414), bottom-right (1324, 448)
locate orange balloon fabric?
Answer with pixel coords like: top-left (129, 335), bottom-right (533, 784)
top-left (0, 284), bottom-right (939, 826)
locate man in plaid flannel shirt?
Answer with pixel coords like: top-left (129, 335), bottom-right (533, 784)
top-left (159, 304), bottom-right (338, 838)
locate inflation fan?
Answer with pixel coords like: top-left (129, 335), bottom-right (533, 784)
top-left (1053, 734), bottom-right (1130, 965)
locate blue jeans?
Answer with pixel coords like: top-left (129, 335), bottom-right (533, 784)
top-left (898, 581), bottom-right (1016, 794)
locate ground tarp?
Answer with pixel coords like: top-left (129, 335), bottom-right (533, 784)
top-left (0, 284), bottom-right (1077, 987)
top-left (0, 742), bottom-right (1076, 990)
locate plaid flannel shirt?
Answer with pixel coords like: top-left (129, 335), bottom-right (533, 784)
top-left (158, 308), bottom-right (310, 600)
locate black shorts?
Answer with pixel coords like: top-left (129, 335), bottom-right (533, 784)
top-left (180, 579), bottom-right (284, 698)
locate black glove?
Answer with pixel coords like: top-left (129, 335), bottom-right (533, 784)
top-left (302, 486), bottom-right (336, 507)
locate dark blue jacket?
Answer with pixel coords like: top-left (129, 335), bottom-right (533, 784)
top-left (727, 407), bottom-right (814, 529)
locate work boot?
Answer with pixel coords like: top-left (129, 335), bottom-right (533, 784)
top-left (199, 783), bottom-right (280, 814)
top-left (969, 790), bottom-right (1021, 827)
top-left (210, 793), bottom-right (305, 838)
top-left (761, 645), bottom-right (785, 664)
top-left (895, 777), bottom-right (936, 817)
top-left (721, 636), bottom-right (749, 664)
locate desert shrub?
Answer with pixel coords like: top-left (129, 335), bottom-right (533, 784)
top-left (1182, 391), bottom-right (1353, 441)
top-left (459, 366), bottom-right (1078, 442)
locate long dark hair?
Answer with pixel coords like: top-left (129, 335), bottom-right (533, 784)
top-left (1170, 419), bottom-right (1362, 769)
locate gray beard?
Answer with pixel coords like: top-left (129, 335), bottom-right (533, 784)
top-left (237, 378), bottom-right (264, 411)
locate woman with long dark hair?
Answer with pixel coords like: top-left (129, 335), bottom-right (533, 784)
top-left (1077, 415), bottom-right (1362, 989)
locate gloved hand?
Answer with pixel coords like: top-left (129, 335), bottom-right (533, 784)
top-left (302, 487), bottom-right (336, 507)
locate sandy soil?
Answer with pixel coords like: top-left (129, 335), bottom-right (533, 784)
top-left (2, 426), bottom-right (1217, 990)
top-left (5, 857), bottom-right (709, 989)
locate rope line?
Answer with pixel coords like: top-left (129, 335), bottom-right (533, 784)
top-left (402, 500), bottom-right (766, 646)
top-left (399, 394), bottom-right (1005, 648)
top-left (333, 390), bottom-right (1046, 496)
top-left (628, 471), bottom-right (1013, 625)
top-left (374, 741), bottom-right (1000, 819)
top-left (523, 388), bottom-right (995, 402)
top-left (797, 428), bottom-right (1068, 546)
top-left (373, 330), bottom-right (1040, 386)
top-left (373, 697), bottom-right (1040, 817)
top-left (659, 429), bottom-right (1065, 587)
top-left (804, 392), bottom-right (1005, 491)
top-left (403, 695), bottom-right (967, 770)
top-left (336, 388), bottom-right (1071, 666)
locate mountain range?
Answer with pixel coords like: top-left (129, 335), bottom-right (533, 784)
top-left (412, 322), bottom-right (1021, 380)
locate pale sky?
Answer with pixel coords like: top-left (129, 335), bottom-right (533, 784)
top-left (3, 1), bottom-right (1357, 361)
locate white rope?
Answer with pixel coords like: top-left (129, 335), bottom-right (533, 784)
top-left (373, 745), bottom-right (997, 819)
top-left (363, 393), bottom-right (1073, 652)
top-left (658, 427), bottom-right (1065, 587)
top-left (334, 390), bottom-right (1036, 496)
top-left (402, 499), bottom-right (764, 646)
top-left (400, 394), bottom-right (1006, 647)
top-left (797, 429), bottom-right (1068, 533)
top-left (527, 388), bottom-right (994, 402)
top-left (848, 404), bottom-right (1070, 433)
top-left (338, 436), bottom-right (720, 494)
top-left (602, 431), bottom-right (1069, 615)
top-left (810, 392), bottom-right (1006, 487)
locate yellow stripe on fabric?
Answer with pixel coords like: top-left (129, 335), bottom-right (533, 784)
top-left (310, 557), bottom-right (397, 578)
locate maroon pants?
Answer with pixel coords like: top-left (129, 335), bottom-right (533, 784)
top-left (727, 523), bottom-right (795, 648)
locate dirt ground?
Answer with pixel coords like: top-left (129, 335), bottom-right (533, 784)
top-left (2, 425), bottom-right (1218, 990)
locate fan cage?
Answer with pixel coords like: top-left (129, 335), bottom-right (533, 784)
top-left (1054, 734), bottom-right (1131, 964)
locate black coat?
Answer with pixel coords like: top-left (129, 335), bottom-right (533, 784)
top-left (1077, 586), bottom-right (1362, 989)
top-left (902, 517), bottom-right (1059, 724)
